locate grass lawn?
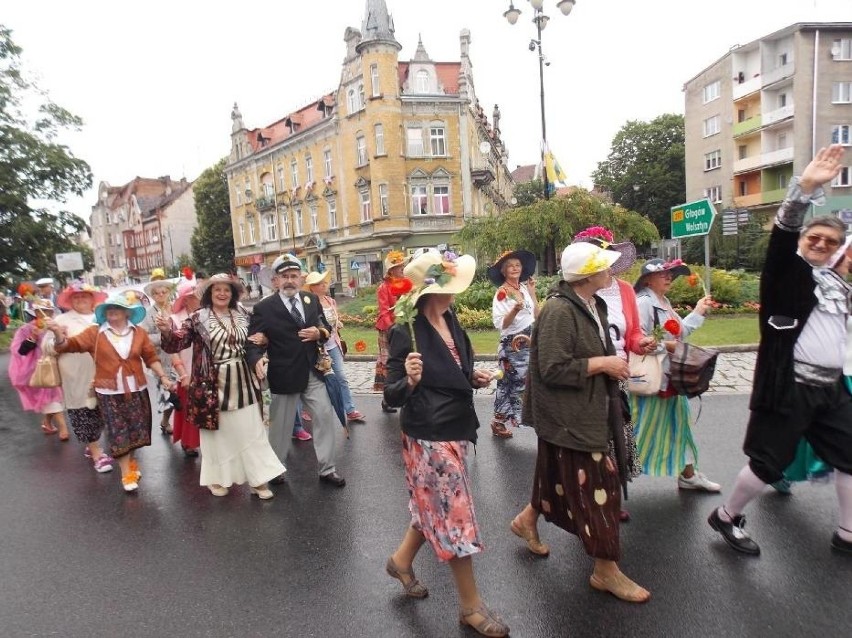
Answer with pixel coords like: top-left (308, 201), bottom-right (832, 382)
top-left (339, 315), bottom-right (759, 356)
top-left (0, 328), bottom-right (14, 351)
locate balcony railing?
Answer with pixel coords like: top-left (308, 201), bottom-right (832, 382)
top-left (733, 75), bottom-right (761, 100)
top-left (762, 104), bottom-right (794, 127)
top-left (255, 195), bottom-right (276, 211)
top-left (733, 146), bottom-right (794, 174)
top-left (733, 115), bottom-right (762, 137)
top-left (733, 193), bottom-right (764, 208)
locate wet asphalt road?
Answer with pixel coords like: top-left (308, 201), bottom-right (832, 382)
top-left (1, 352), bottom-right (850, 638)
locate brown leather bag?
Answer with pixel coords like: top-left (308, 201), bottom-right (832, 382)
top-left (668, 342), bottom-right (718, 398)
top-left (29, 355), bottom-right (61, 388)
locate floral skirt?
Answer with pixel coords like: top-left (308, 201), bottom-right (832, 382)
top-left (373, 329), bottom-right (391, 391)
top-left (491, 326), bottom-right (532, 429)
top-left (67, 406), bottom-right (105, 444)
top-left (401, 433), bottom-right (482, 562)
top-left (172, 385), bottom-right (200, 450)
top-left (532, 439), bottom-right (621, 561)
top-left (97, 390), bottom-right (152, 458)
top-left (608, 382), bottom-right (642, 479)
top-left (630, 393), bottom-right (698, 476)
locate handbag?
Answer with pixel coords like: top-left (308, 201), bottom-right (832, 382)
top-left (668, 342), bottom-right (718, 398)
top-left (340, 339), bottom-right (348, 356)
top-left (627, 352), bottom-right (665, 396)
top-left (29, 354), bottom-right (61, 388)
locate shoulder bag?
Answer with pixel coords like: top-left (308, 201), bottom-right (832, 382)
top-left (668, 341), bottom-right (718, 398)
top-left (627, 352), bottom-right (665, 395)
top-left (29, 333), bottom-right (61, 388)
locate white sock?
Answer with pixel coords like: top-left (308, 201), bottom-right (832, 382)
top-left (718, 465), bottom-right (767, 521)
top-left (836, 471), bottom-right (852, 542)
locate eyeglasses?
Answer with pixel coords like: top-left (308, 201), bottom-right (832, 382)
top-left (803, 233), bottom-right (841, 249)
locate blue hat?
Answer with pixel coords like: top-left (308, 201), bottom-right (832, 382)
top-left (94, 290), bottom-right (146, 326)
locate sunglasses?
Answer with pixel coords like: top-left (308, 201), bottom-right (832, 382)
top-left (803, 233), bottom-right (841, 249)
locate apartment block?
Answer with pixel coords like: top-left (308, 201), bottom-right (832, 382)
top-left (684, 22), bottom-right (852, 224)
top-left (225, 0), bottom-right (514, 288)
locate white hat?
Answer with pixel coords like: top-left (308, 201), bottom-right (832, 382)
top-left (403, 251), bottom-right (476, 305)
top-left (35, 277), bottom-right (54, 286)
top-left (560, 243), bottom-right (621, 283)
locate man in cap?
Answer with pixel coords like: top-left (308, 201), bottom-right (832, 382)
top-left (246, 254), bottom-right (346, 487)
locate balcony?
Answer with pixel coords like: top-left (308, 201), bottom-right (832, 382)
top-left (733, 193), bottom-right (764, 208)
top-left (733, 75), bottom-right (761, 100)
top-left (409, 215), bottom-right (460, 232)
top-left (762, 104), bottom-right (794, 127)
top-left (255, 195), bottom-right (276, 212)
top-left (733, 115), bottom-right (762, 137)
top-left (761, 64), bottom-right (794, 88)
top-left (471, 166), bottom-right (495, 187)
top-left (761, 187), bottom-right (787, 204)
top-left (733, 146), bottom-right (794, 174)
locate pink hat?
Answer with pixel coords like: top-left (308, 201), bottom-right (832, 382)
top-left (56, 282), bottom-right (107, 310)
top-left (172, 282), bottom-right (198, 314)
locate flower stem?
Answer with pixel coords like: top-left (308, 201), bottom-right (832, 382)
top-left (408, 320), bottom-right (417, 352)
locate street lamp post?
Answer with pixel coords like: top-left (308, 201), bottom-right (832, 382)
top-left (503, 0), bottom-right (575, 202)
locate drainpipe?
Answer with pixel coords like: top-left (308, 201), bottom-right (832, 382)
top-left (811, 30), bottom-right (820, 218)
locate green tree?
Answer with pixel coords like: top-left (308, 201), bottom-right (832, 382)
top-left (191, 158), bottom-right (235, 274)
top-left (591, 114), bottom-right (685, 238)
top-left (512, 178), bottom-right (545, 207)
top-left (0, 25), bottom-right (93, 286)
top-left (456, 188), bottom-right (659, 272)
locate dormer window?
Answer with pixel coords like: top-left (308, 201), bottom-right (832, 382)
top-left (416, 70), bottom-right (430, 93)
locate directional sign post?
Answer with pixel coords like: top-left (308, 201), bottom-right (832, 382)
top-left (670, 198), bottom-right (717, 296)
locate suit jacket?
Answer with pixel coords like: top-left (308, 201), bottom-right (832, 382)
top-left (246, 291), bottom-right (330, 394)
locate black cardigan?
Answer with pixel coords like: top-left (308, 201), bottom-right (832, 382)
top-left (383, 311), bottom-right (479, 444)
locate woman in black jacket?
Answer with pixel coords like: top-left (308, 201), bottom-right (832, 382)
top-left (383, 250), bottom-right (508, 638)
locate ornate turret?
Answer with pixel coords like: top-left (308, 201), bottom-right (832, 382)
top-left (357, 0), bottom-right (401, 53)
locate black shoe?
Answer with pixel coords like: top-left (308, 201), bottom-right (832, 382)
top-left (319, 471), bottom-right (346, 487)
top-left (182, 447), bottom-right (199, 458)
top-left (707, 508), bottom-right (760, 556)
top-left (381, 400), bottom-right (397, 414)
top-left (269, 473), bottom-right (287, 485)
top-left (831, 531), bottom-right (852, 554)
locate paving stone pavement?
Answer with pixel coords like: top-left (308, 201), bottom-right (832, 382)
top-left (343, 350), bottom-right (757, 396)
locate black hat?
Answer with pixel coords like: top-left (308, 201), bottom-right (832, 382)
top-left (486, 250), bottom-right (537, 286)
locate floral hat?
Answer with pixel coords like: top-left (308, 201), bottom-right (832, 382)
top-left (402, 250), bottom-right (476, 305)
top-left (172, 282), bottom-right (199, 314)
top-left (143, 278), bottom-right (177, 299)
top-left (384, 250), bottom-right (406, 274)
top-left (56, 282), bottom-right (107, 310)
top-left (633, 258), bottom-right (691, 292)
top-left (560, 243), bottom-right (621, 283)
top-left (572, 226), bottom-right (637, 275)
top-left (94, 290), bottom-right (146, 326)
top-left (24, 298), bottom-right (57, 318)
top-left (486, 250), bottom-right (537, 286)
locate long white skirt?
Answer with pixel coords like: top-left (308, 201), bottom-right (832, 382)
top-left (199, 404), bottom-right (285, 488)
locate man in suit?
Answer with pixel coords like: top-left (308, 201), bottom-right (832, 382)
top-left (246, 254), bottom-right (346, 487)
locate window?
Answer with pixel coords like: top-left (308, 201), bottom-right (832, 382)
top-left (702, 80), bottom-right (720, 104)
top-left (294, 207), bottom-right (304, 236)
top-left (281, 210), bottom-right (290, 238)
top-left (347, 88), bottom-right (358, 113)
top-left (248, 218), bottom-right (256, 243)
top-left (739, 180), bottom-right (747, 197)
top-left (704, 149), bottom-right (722, 171)
top-left (370, 63), bottom-right (380, 96)
top-left (779, 93), bottom-right (788, 108)
top-left (356, 135), bottom-right (367, 166)
top-left (433, 185), bottom-right (450, 214)
top-left (411, 185), bottom-right (428, 215)
top-left (832, 125), bottom-right (851, 145)
top-left (416, 70), bottom-right (429, 93)
top-left (310, 205), bottom-right (318, 233)
top-left (832, 167), bottom-right (851, 187)
top-left (832, 38), bottom-right (852, 60)
top-left (262, 180), bottom-right (274, 198)
top-left (244, 179), bottom-right (252, 200)
top-left (430, 127), bottom-right (446, 156)
top-left (290, 159), bottom-right (299, 187)
top-left (323, 150), bottom-right (333, 178)
top-left (779, 52), bottom-right (788, 66)
top-left (374, 123), bottom-right (385, 155)
top-left (277, 165), bottom-right (285, 191)
top-left (379, 184), bottom-right (389, 216)
top-left (407, 128), bottom-right (424, 156)
top-left (306, 156), bottom-right (314, 183)
top-left (703, 185), bottom-right (722, 203)
top-left (264, 213), bottom-right (277, 241)
top-left (358, 83), bottom-right (365, 109)
top-left (777, 132), bottom-right (787, 150)
top-left (832, 82), bottom-right (852, 103)
top-left (738, 145), bottom-right (748, 160)
top-left (327, 199), bottom-right (338, 229)
top-left (235, 186), bottom-right (242, 206)
top-left (702, 115), bottom-right (720, 138)
top-left (360, 190), bottom-right (372, 222)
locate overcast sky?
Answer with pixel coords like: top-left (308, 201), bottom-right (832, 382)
top-left (4, 0), bottom-right (849, 220)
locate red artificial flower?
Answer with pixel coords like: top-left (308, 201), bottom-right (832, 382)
top-left (1, 314), bottom-right (9, 326)
top-left (18, 283), bottom-right (34, 297)
top-left (496, 289), bottom-right (507, 301)
top-left (686, 274), bottom-right (699, 287)
top-left (182, 266), bottom-right (194, 279)
top-left (388, 277), bottom-right (414, 296)
top-left (663, 318), bottom-right (681, 336)
top-left (354, 340), bottom-right (367, 353)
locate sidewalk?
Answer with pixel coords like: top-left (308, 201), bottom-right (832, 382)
top-left (344, 350), bottom-right (757, 396)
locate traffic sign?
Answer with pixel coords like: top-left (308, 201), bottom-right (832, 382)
top-left (671, 199), bottom-right (717, 239)
top-left (349, 260), bottom-right (361, 270)
top-left (56, 251), bottom-right (83, 272)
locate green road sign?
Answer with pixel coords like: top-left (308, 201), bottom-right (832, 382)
top-left (670, 198), bottom-right (717, 239)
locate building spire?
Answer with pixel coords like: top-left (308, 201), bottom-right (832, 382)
top-left (357, 0), bottom-right (401, 52)
top-left (413, 34), bottom-right (431, 62)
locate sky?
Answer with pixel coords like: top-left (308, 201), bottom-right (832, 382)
top-left (3, 0), bottom-right (850, 221)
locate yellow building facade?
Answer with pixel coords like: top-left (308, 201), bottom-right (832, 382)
top-left (226, 0), bottom-right (514, 290)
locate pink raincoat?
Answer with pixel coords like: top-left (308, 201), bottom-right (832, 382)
top-left (7, 322), bottom-right (64, 412)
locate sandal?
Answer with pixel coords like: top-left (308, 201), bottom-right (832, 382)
top-left (459, 602), bottom-right (510, 637)
top-left (589, 572), bottom-right (651, 603)
top-left (490, 422), bottom-right (513, 439)
top-left (385, 557), bottom-right (428, 598)
top-left (510, 516), bottom-right (549, 557)
top-left (41, 423), bottom-right (58, 435)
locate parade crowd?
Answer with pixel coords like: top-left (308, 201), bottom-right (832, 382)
top-left (6, 147), bottom-right (852, 637)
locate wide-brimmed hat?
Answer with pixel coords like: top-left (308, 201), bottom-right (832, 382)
top-left (403, 251), bottom-right (476, 305)
top-left (197, 273), bottom-right (246, 302)
top-left (143, 278), bottom-right (177, 299)
top-left (560, 243), bottom-right (622, 283)
top-left (172, 282), bottom-right (199, 314)
top-left (633, 258), bottom-right (691, 292)
top-left (384, 250), bottom-right (406, 274)
top-left (94, 290), bottom-right (146, 326)
top-left (56, 282), bottom-right (107, 311)
top-left (35, 277), bottom-right (54, 287)
top-left (24, 298), bottom-right (57, 318)
top-left (303, 270), bottom-right (331, 288)
top-left (572, 226), bottom-right (637, 275)
top-left (486, 250), bottom-right (537, 286)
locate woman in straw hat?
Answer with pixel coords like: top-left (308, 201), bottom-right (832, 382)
top-left (631, 258), bottom-right (718, 492)
top-left (156, 274), bottom-right (284, 499)
top-left (49, 290), bottom-right (174, 492)
top-left (383, 250), bottom-right (510, 637)
top-left (167, 281), bottom-right (202, 457)
top-left (42, 282), bottom-right (113, 471)
top-left (373, 250), bottom-right (406, 410)
top-left (510, 242), bottom-right (651, 603)
top-left (9, 298), bottom-right (68, 440)
top-left (142, 275), bottom-right (179, 435)
top-left (486, 249), bottom-right (539, 438)
top-left (304, 270), bottom-right (365, 424)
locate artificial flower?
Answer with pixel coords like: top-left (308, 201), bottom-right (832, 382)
top-left (496, 289), bottom-right (507, 301)
top-left (687, 273), bottom-right (708, 297)
top-left (663, 318), bottom-right (681, 337)
top-left (386, 250), bottom-right (405, 267)
top-left (182, 266), bottom-right (194, 280)
top-left (354, 340), bottom-right (367, 353)
top-left (150, 267), bottom-right (166, 280)
top-left (303, 296), bottom-right (311, 305)
top-left (388, 277), bottom-right (414, 296)
top-left (662, 258), bottom-right (684, 269)
top-left (575, 226), bottom-right (614, 244)
top-left (124, 291), bottom-right (138, 304)
top-left (17, 283), bottom-right (34, 297)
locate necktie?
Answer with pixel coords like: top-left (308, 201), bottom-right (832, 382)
top-left (289, 297), bottom-right (305, 327)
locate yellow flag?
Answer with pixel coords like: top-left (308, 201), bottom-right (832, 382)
top-left (545, 151), bottom-right (568, 185)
